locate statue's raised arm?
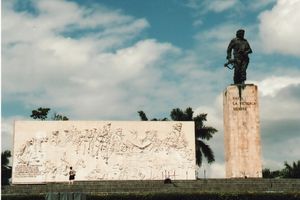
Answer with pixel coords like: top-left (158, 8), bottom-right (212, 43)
top-left (225, 29), bottom-right (252, 84)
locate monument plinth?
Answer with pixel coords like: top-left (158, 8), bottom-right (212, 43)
top-left (223, 84), bottom-right (262, 178)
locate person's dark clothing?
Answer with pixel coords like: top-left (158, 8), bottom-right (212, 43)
top-left (69, 170), bottom-right (76, 180)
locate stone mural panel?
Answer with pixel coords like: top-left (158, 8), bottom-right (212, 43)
top-left (13, 121), bottom-right (195, 183)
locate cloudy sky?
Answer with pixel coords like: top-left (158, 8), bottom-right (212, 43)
top-left (2, 0), bottom-right (300, 178)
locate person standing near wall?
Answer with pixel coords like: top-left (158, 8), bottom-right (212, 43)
top-left (69, 166), bottom-right (76, 184)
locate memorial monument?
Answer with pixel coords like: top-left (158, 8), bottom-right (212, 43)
top-left (223, 29), bottom-right (262, 178)
top-left (12, 121), bottom-right (196, 184)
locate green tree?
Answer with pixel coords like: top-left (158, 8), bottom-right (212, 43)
top-left (137, 111), bottom-right (148, 121)
top-left (263, 160), bottom-right (300, 179)
top-left (1, 150), bottom-right (12, 185)
top-left (52, 112), bottom-right (69, 121)
top-left (281, 160), bottom-right (300, 178)
top-left (30, 107), bottom-right (50, 120)
top-left (138, 107), bottom-right (217, 166)
top-left (262, 168), bottom-right (281, 178)
top-left (30, 107), bottom-right (69, 121)
top-left (138, 111), bottom-right (168, 121)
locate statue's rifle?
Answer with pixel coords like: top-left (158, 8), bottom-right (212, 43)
top-left (224, 59), bottom-right (235, 70)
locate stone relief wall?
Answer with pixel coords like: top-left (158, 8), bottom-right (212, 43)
top-left (13, 121), bottom-right (195, 183)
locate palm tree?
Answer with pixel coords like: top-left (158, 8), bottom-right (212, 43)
top-left (30, 107), bottom-right (69, 121)
top-left (138, 107), bottom-right (217, 166)
top-left (262, 168), bottom-right (281, 178)
top-left (30, 107), bottom-right (50, 120)
top-left (1, 150), bottom-right (12, 185)
top-left (282, 160), bottom-right (300, 178)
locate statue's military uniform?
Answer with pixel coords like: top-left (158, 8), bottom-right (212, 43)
top-left (226, 30), bottom-right (252, 84)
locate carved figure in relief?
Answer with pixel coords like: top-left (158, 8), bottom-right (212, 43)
top-left (82, 129), bottom-right (89, 155)
top-left (95, 135), bottom-right (107, 159)
top-left (144, 130), bottom-right (161, 152)
top-left (70, 127), bottom-right (80, 146)
top-left (50, 131), bottom-right (61, 146)
top-left (86, 164), bottom-right (108, 180)
top-left (64, 130), bottom-right (73, 143)
top-left (43, 161), bottom-right (58, 179)
top-left (91, 124), bottom-right (111, 159)
top-left (164, 123), bottom-right (187, 150)
top-left (128, 130), bottom-right (152, 152)
top-left (101, 123), bottom-right (111, 136)
top-left (33, 136), bottom-right (47, 154)
top-left (118, 166), bottom-right (129, 180)
top-left (87, 128), bottom-right (96, 154)
top-left (110, 128), bottom-right (125, 153)
top-left (137, 171), bottom-right (146, 180)
top-left (76, 159), bottom-right (86, 168)
top-left (75, 131), bottom-right (85, 155)
top-left (58, 152), bottom-right (70, 176)
top-left (16, 139), bottom-right (35, 165)
top-left (183, 148), bottom-right (194, 161)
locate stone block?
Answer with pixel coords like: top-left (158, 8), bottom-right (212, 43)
top-left (223, 84), bottom-right (262, 178)
top-left (12, 121), bottom-right (195, 183)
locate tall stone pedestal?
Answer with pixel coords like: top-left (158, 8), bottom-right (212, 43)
top-left (223, 84), bottom-right (262, 178)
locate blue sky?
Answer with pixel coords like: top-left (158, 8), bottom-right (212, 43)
top-left (2, 0), bottom-right (300, 178)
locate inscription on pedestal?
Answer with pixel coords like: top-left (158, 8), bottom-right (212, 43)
top-left (232, 97), bottom-right (257, 111)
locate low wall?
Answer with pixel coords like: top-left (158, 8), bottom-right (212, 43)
top-left (2, 179), bottom-right (300, 197)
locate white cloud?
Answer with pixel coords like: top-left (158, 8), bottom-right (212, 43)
top-left (262, 158), bottom-right (282, 171)
top-left (207, 0), bottom-right (238, 12)
top-left (194, 24), bottom-right (238, 53)
top-left (250, 75), bottom-right (300, 121)
top-left (186, 0), bottom-right (275, 27)
top-left (2, 0), bottom-right (149, 50)
top-left (262, 127), bottom-right (300, 170)
top-left (112, 40), bottom-right (180, 75)
top-left (192, 19), bottom-right (203, 27)
top-left (199, 162), bottom-right (225, 178)
top-left (194, 23), bottom-right (258, 59)
top-left (195, 24), bottom-right (237, 42)
top-left (194, 92), bottom-right (223, 130)
top-left (2, 0), bottom-right (183, 121)
top-left (194, 93), bottom-right (226, 178)
top-left (186, 0), bottom-right (238, 14)
top-left (252, 76), bottom-right (300, 169)
top-left (1, 116), bottom-right (26, 152)
top-left (259, 0), bottom-right (300, 56)
top-left (2, 0), bottom-right (151, 96)
top-left (255, 76), bottom-right (300, 97)
top-left (248, 0), bottom-right (276, 10)
top-left (185, 0), bottom-right (238, 30)
top-left (208, 163), bottom-right (226, 178)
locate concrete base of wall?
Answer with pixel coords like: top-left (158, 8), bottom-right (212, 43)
top-left (2, 179), bottom-right (300, 197)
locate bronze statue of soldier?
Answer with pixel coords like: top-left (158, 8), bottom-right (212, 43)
top-left (225, 29), bottom-right (252, 84)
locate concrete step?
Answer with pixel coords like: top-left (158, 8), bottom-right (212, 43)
top-left (2, 179), bottom-right (300, 196)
